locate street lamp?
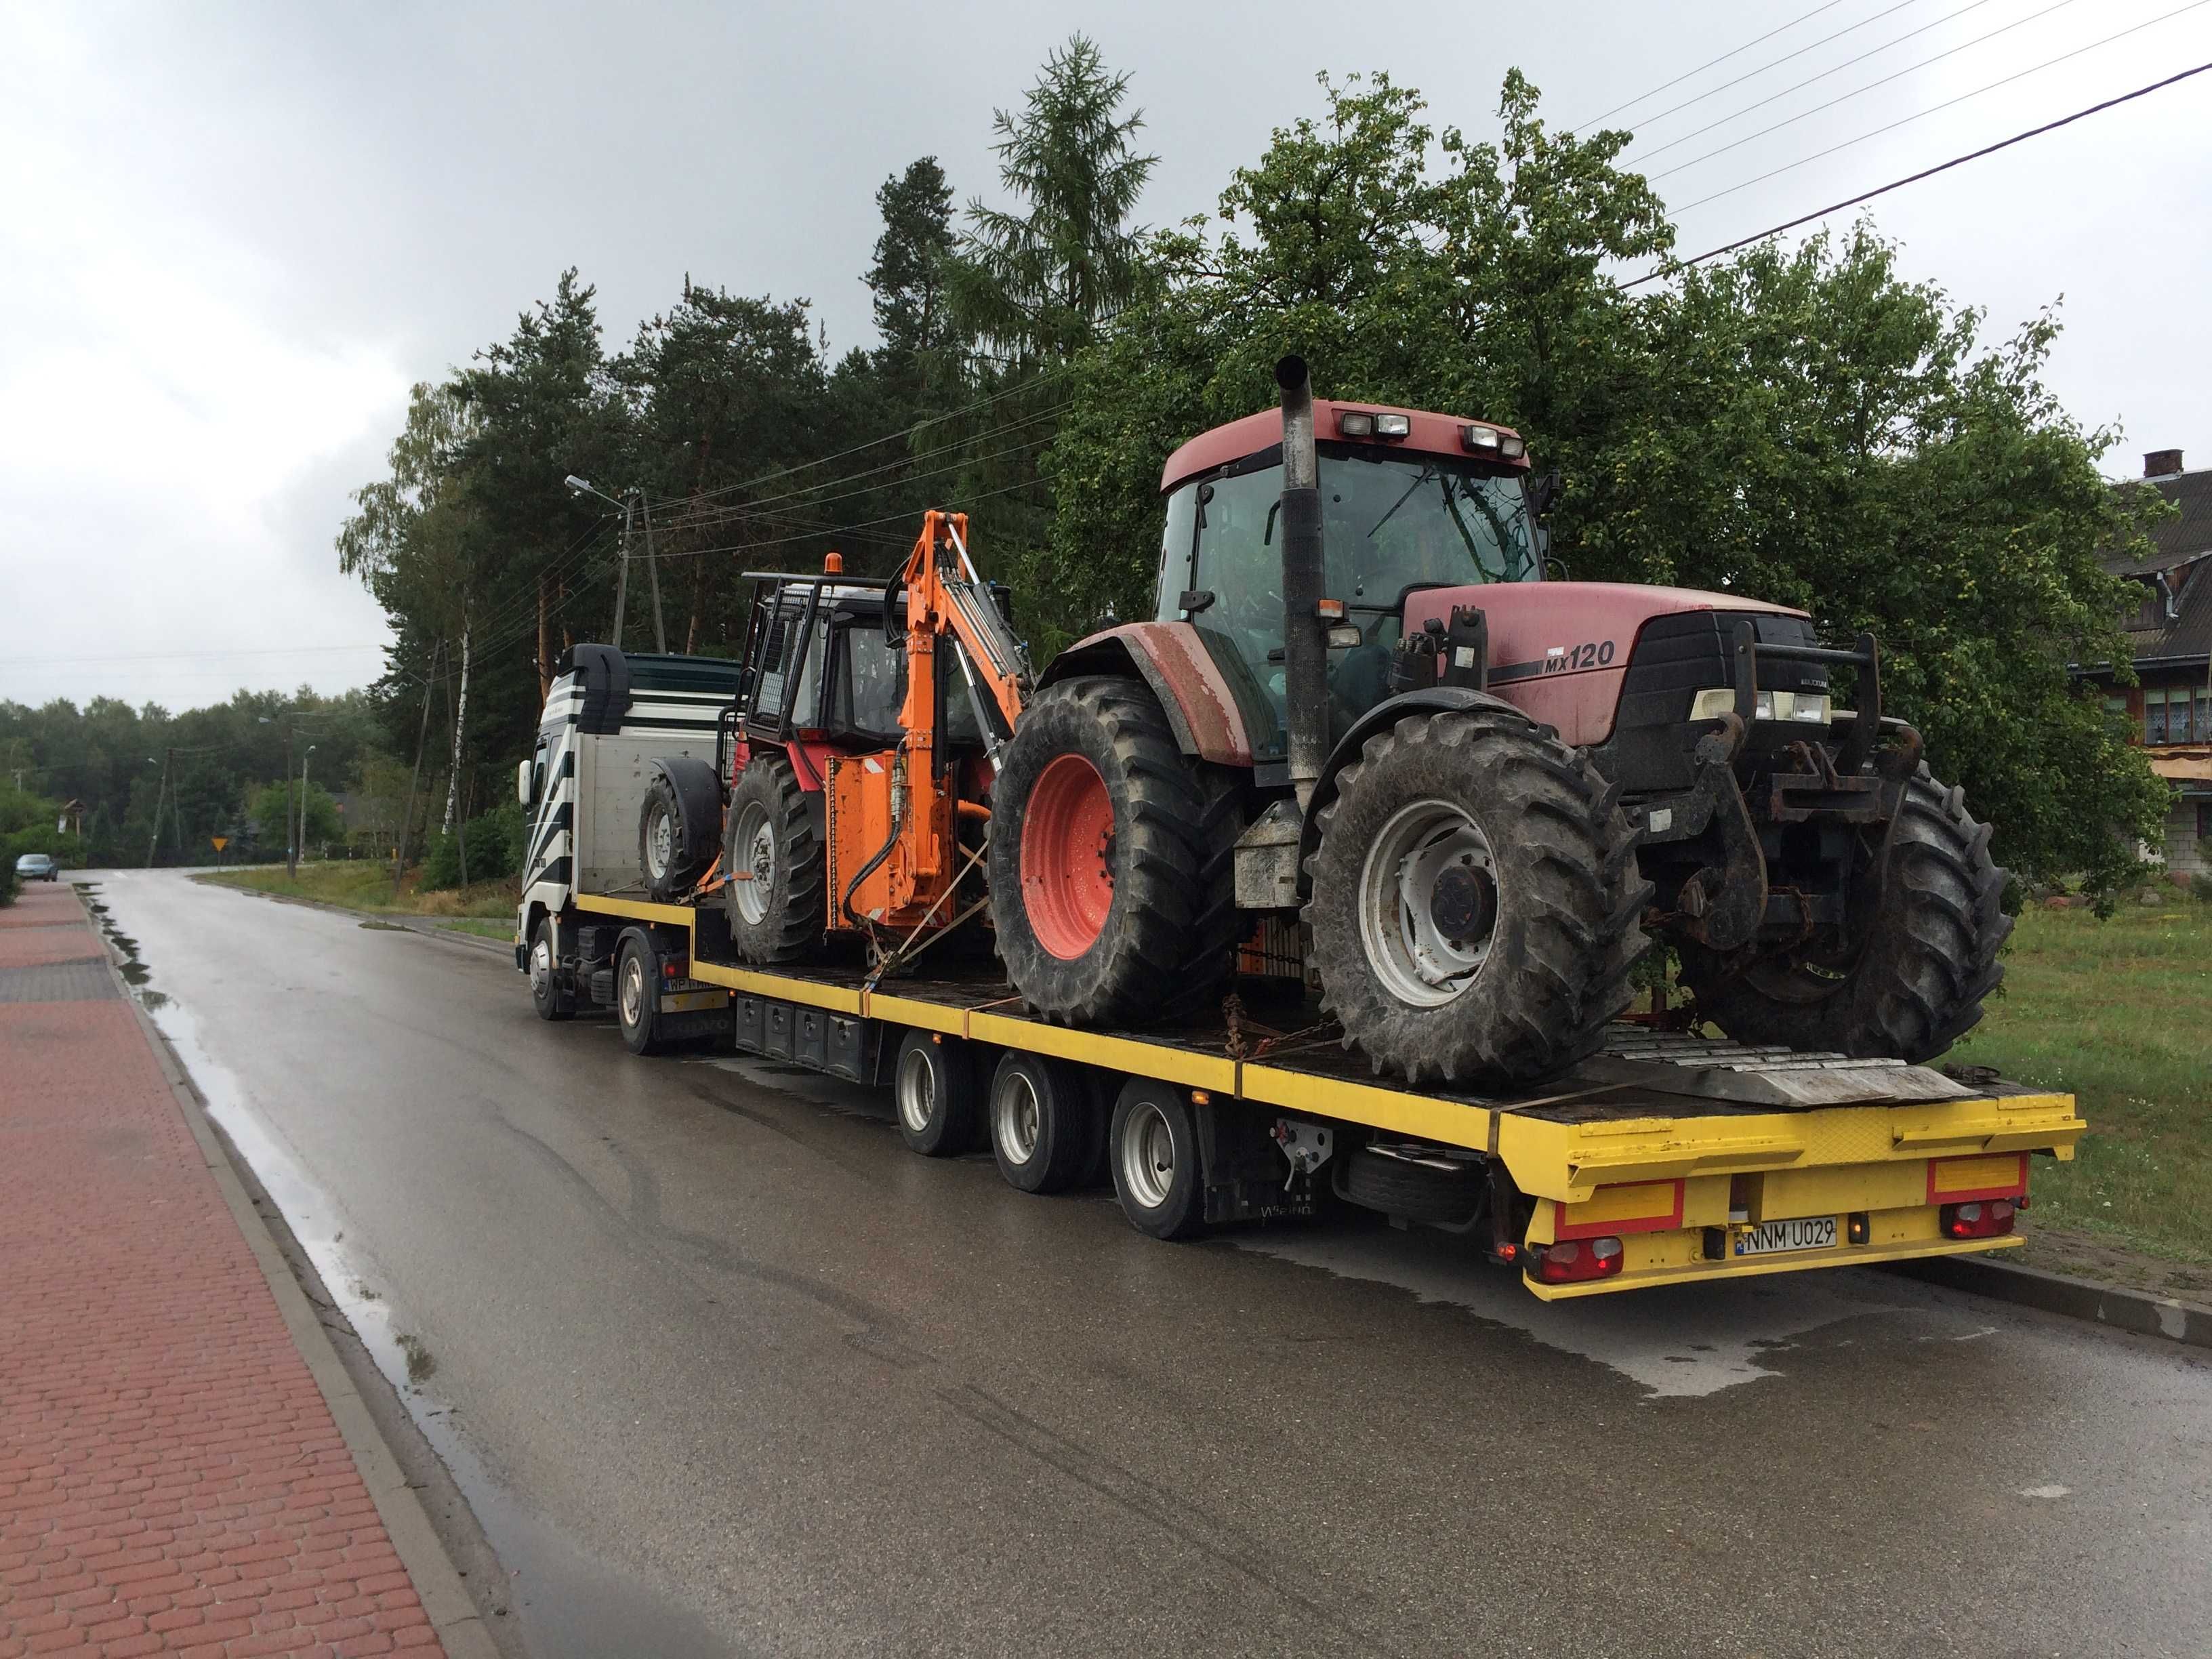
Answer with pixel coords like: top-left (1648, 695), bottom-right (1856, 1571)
top-left (565, 473), bottom-right (665, 652)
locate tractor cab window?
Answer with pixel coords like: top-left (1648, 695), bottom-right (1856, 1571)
top-left (1155, 446), bottom-right (1540, 748)
top-left (827, 614), bottom-right (905, 741)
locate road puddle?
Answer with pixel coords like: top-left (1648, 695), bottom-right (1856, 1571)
top-left (81, 883), bottom-right (167, 1007)
top-left (1233, 1224), bottom-right (1912, 1398)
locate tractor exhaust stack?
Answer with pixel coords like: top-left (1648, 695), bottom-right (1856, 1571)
top-left (1275, 355), bottom-right (1328, 808)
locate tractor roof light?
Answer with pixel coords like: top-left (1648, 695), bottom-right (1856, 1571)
top-left (1499, 434), bottom-right (1527, 459)
top-left (1337, 411), bottom-right (1376, 437)
top-left (1372, 413), bottom-right (1411, 438)
top-left (1461, 424), bottom-right (1501, 451)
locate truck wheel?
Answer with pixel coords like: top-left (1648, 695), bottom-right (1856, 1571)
top-left (1679, 766), bottom-right (2010, 1061)
top-left (893, 1029), bottom-right (981, 1157)
top-left (638, 774), bottom-right (711, 903)
top-left (616, 935), bottom-right (665, 1056)
top-left (1306, 705), bottom-right (1650, 1088)
top-left (723, 754), bottom-right (825, 964)
top-left (529, 918), bottom-right (574, 1022)
top-left (1338, 1145), bottom-right (1483, 1226)
top-left (988, 1053), bottom-right (1098, 1194)
top-left (989, 676), bottom-right (1240, 1029)
top-left (1108, 1080), bottom-right (1205, 1240)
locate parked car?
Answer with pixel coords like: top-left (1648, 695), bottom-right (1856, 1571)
top-left (14, 853), bottom-right (58, 882)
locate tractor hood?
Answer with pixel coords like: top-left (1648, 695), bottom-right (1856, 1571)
top-left (1404, 581), bottom-right (1812, 749)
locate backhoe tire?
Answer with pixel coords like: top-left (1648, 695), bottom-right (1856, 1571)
top-left (989, 676), bottom-right (1240, 1029)
top-left (1679, 766), bottom-right (2009, 1061)
top-left (1305, 704), bottom-right (1650, 1088)
top-left (638, 773), bottom-right (712, 903)
top-left (723, 753), bottom-right (825, 964)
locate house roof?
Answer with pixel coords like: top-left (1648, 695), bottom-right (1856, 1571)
top-left (2103, 466), bottom-right (2212, 664)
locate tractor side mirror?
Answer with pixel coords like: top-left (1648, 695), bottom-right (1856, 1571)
top-left (1526, 469), bottom-right (1562, 521)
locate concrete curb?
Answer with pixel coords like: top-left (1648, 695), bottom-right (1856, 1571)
top-left (1886, 1252), bottom-right (2212, 1351)
top-left (81, 887), bottom-right (504, 1659)
top-left (192, 872), bottom-right (515, 958)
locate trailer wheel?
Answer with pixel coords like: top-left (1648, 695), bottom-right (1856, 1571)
top-left (1108, 1080), bottom-right (1204, 1240)
top-left (638, 773), bottom-right (714, 903)
top-left (893, 1029), bottom-right (980, 1157)
top-left (988, 1053), bottom-right (1097, 1194)
top-left (529, 918), bottom-right (574, 1022)
top-left (1338, 1145), bottom-right (1483, 1227)
top-left (615, 935), bottom-right (665, 1057)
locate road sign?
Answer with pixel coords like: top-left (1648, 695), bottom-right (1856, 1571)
top-left (211, 836), bottom-right (229, 853)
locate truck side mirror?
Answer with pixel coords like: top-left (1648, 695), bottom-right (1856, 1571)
top-left (517, 758), bottom-right (534, 807)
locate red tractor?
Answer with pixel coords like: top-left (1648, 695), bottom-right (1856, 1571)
top-left (988, 358), bottom-right (2009, 1087)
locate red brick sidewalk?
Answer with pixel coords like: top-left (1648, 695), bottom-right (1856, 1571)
top-left (0, 883), bottom-right (445, 1659)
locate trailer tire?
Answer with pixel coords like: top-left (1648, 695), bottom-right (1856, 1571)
top-left (1108, 1080), bottom-right (1205, 1240)
top-left (724, 753), bottom-right (825, 964)
top-left (988, 1053), bottom-right (1097, 1194)
top-left (893, 1029), bottom-right (981, 1157)
top-left (529, 917), bottom-right (574, 1022)
top-left (615, 933), bottom-right (665, 1057)
top-left (1338, 1145), bottom-right (1483, 1227)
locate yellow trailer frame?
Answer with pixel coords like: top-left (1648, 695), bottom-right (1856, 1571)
top-left (566, 894), bottom-right (2083, 1300)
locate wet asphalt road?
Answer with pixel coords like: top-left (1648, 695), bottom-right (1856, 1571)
top-left (79, 869), bottom-right (2212, 1658)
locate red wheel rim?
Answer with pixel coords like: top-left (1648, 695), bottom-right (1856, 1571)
top-left (1020, 753), bottom-right (1115, 959)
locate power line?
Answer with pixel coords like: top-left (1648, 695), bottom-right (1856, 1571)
top-left (1669, 1), bottom-right (2211, 214)
top-left (1582, 0), bottom-right (1924, 134)
top-left (1572, 0), bottom-right (1856, 129)
top-left (1645, 0), bottom-right (2091, 180)
top-left (1631, 0), bottom-right (2015, 165)
top-left (1622, 57), bottom-right (2212, 287)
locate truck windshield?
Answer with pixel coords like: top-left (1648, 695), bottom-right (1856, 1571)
top-left (1154, 446), bottom-right (1540, 745)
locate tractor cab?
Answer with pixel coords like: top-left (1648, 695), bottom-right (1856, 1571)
top-left (736, 570), bottom-right (908, 750)
top-left (1154, 403), bottom-right (1544, 752)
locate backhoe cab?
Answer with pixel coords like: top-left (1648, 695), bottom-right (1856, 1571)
top-left (987, 358), bottom-right (2009, 1088)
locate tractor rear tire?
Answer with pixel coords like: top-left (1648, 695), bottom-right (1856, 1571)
top-left (1678, 766), bottom-right (2009, 1061)
top-left (723, 754), bottom-right (825, 964)
top-left (1305, 704), bottom-right (1650, 1088)
top-left (989, 676), bottom-right (1240, 1029)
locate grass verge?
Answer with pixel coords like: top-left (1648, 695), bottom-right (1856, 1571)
top-left (201, 861), bottom-right (517, 922)
top-left (1954, 899), bottom-right (2212, 1297)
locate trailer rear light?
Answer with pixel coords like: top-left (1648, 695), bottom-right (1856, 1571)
top-left (1942, 1199), bottom-right (2015, 1240)
top-left (1847, 1211), bottom-right (1870, 1245)
top-left (1532, 1235), bottom-right (1623, 1284)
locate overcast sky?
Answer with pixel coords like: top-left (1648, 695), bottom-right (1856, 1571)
top-left (4, 0), bottom-right (2208, 711)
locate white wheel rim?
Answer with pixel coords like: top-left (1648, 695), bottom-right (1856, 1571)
top-left (1120, 1102), bottom-right (1174, 1210)
top-left (995, 1072), bottom-right (1042, 1166)
top-left (620, 956), bottom-right (645, 1027)
top-left (733, 802), bottom-right (774, 925)
top-left (897, 1046), bottom-right (936, 1134)
top-left (647, 808), bottom-right (674, 879)
top-left (1358, 799), bottom-right (1498, 1009)
top-left (530, 936), bottom-right (551, 998)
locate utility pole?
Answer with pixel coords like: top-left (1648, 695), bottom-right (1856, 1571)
top-left (395, 640), bottom-right (442, 895)
top-left (144, 749), bottom-right (171, 869)
top-left (611, 493), bottom-right (634, 649)
top-left (443, 619), bottom-right (472, 834)
top-left (638, 490), bottom-right (666, 653)
top-left (298, 744), bottom-right (319, 867)
top-left (285, 726), bottom-right (297, 879)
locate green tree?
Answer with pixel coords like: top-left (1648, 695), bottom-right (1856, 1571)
top-left (249, 779), bottom-right (341, 852)
top-left (867, 157), bottom-right (961, 388)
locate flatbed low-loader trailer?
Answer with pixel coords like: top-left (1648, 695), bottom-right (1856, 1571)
top-left (512, 646), bottom-right (2081, 1300)
top-left (525, 891), bottom-right (2083, 1304)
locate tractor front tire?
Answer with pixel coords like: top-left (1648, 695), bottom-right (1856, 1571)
top-left (722, 754), bottom-right (826, 964)
top-left (1305, 705), bottom-right (1650, 1088)
top-left (989, 676), bottom-right (1239, 1029)
top-left (1679, 766), bottom-right (2009, 1061)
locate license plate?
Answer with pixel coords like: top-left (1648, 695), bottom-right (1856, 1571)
top-left (1735, 1216), bottom-right (1837, 1256)
top-left (658, 989), bottom-right (726, 1014)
